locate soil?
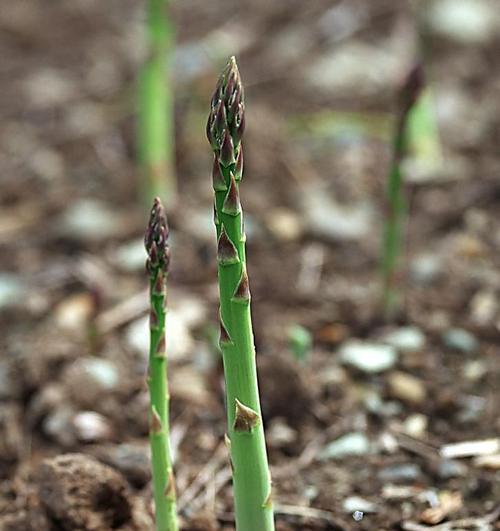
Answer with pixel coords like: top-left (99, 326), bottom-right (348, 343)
top-left (0, 1), bottom-right (499, 530)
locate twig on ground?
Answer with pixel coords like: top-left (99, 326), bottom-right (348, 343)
top-left (440, 438), bottom-right (500, 460)
top-left (401, 504), bottom-right (500, 531)
top-left (177, 442), bottom-right (226, 512)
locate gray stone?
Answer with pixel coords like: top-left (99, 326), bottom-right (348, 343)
top-left (381, 327), bottom-right (425, 353)
top-left (343, 496), bottom-right (378, 514)
top-left (378, 463), bottom-right (421, 482)
top-left (319, 432), bottom-right (371, 460)
top-left (339, 341), bottom-right (397, 373)
top-left (437, 459), bottom-right (468, 479)
top-left (426, 0), bottom-right (499, 45)
top-left (443, 328), bottom-right (479, 353)
top-left (410, 253), bottom-right (443, 284)
top-left (58, 199), bottom-right (123, 241)
top-left (0, 274), bottom-right (23, 308)
top-left (301, 188), bottom-right (374, 242)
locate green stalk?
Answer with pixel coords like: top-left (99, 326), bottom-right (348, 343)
top-left (145, 198), bottom-right (178, 531)
top-left (207, 58), bottom-right (275, 531)
top-left (138, 0), bottom-right (176, 209)
top-left (382, 64), bottom-right (424, 317)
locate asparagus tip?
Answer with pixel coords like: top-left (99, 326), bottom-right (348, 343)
top-left (398, 63), bottom-right (425, 117)
top-left (145, 197), bottom-right (170, 275)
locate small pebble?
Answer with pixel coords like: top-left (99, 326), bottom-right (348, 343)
top-left (352, 510), bottom-right (364, 522)
top-left (381, 327), bottom-right (425, 353)
top-left (443, 328), bottom-right (478, 353)
top-left (319, 432), bottom-right (371, 460)
top-left (0, 274), bottom-right (24, 308)
top-left (54, 293), bottom-right (94, 330)
top-left (378, 463), bottom-right (421, 482)
top-left (387, 371), bottom-right (426, 405)
top-left (462, 360), bottom-right (488, 382)
top-left (343, 496), bottom-right (378, 514)
top-left (403, 414), bottom-right (428, 438)
top-left (339, 341), bottom-right (397, 373)
top-left (73, 411), bottom-right (113, 442)
top-left (410, 253), bottom-right (443, 285)
top-left (112, 239), bottom-right (148, 272)
top-left (58, 199), bottom-right (123, 241)
top-left (427, 0), bottom-right (499, 44)
top-left (437, 459), bottom-right (468, 479)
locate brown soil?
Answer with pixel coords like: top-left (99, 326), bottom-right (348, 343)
top-left (0, 1), bottom-right (499, 530)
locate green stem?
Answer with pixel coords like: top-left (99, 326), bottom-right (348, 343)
top-left (382, 120), bottom-right (406, 316)
top-left (382, 64), bottom-right (424, 318)
top-left (138, 0), bottom-right (176, 209)
top-left (145, 199), bottom-right (178, 531)
top-left (208, 58), bottom-right (274, 531)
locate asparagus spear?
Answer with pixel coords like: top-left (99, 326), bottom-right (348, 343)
top-left (207, 57), bottom-right (275, 531)
top-left (145, 198), bottom-right (178, 531)
top-left (382, 64), bottom-right (424, 317)
top-left (138, 0), bottom-right (176, 209)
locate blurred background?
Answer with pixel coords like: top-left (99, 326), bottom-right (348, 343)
top-left (0, 0), bottom-right (499, 529)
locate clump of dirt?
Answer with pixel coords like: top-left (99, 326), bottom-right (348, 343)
top-left (0, 453), bottom-right (153, 531)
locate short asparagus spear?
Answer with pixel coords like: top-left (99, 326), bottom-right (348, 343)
top-left (145, 198), bottom-right (178, 531)
top-left (382, 64), bottom-right (424, 317)
top-left (207, 57), bottom-right (275, 531)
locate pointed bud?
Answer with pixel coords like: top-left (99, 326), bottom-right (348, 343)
top-left (263, 485), bottom-right (273, 509)
top-left (153, 269), bottom-right (165, 295)
top-left (212, 157), bottom-right (227, 191)
top-left (219, 315), bottom-right (233, 347)
top-left (219, 132), bottom-right (235, 167)
top-left (227, 84), bottom-right (241, 124)
top-left (149, 241), bottom-right (159, 268)
top-left (206, 114), bottom-right (215, 145)
top-left (232, 266), bottom-right (250, 304)
top-left (164, 470), bottom-right (176, 500)
top-left (230, 104), bottom-right (245, 145)
top-left (217, 226), bottom-right (239, 265)
top-left (149, 308), bottom-right (158, 329)
top-left (222, 174), bottom-right (241, 216)
top-left (214, 100), bottom-right (227, 139)
top-left (399, 63), bottom-right (425, 118)
top-left (210, 85), bottom-right (222, 110)
top-left (150, 407), bottom-right (163, 434)
top-left (155, 333), bottom-right (166, 358)
top-left (234, 147), bottom-right (243, 181)
top-left (233, 399), bottom-right (260, 432)
top-left (224, 433), bottom-right (231, 450)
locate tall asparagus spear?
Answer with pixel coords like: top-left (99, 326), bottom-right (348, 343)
top-left (382, 64), bottom-right (424, 317)
top-left (138, 0), bottom-right (176, 209)
top-left (145, 198), bottom-right (178, 531)
top-left (207, 58), bottom-right (275, 531)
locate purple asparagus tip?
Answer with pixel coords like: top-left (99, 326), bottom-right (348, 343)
top-left (145, 197), bottom-right (170, 275)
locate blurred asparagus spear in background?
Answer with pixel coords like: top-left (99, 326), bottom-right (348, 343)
top-left (207, 57), bottom-right (275, 531)
top-left (382, 64), bottom-right (425, 317)
top-left (145, 198), bottom-right (178, 531)
top-left (138, 0), bottom-right (176, 209)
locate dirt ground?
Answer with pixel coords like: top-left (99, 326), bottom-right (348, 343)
top-left (0, 0), bottom-right (499, 529)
